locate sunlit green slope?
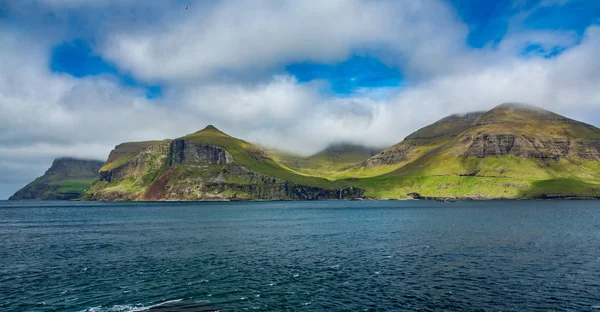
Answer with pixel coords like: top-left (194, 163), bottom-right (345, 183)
top-left (353, 103), bottom-right (600, 198)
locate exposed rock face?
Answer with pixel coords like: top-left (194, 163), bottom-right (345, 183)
top-left (363, 103), bottom-right (600, 167)
top-left (459, 134), bottom-right (600, 160)
top-left (9, 158), bottom-right (104, 200)
top-left (200, 182), bottom-right (363, 201)
top-left (459, 134), bottom-right (594, 159)
top-left (89, 137), bottom-right (364, 201)
top-left (452, 104), bottom-right (600, 160)
top-left (169, 139), bottom-right (233, 165)
top-left (362, 141), bottom-right (417, 166)
top-left (100, 141), bottom-right (171, 183)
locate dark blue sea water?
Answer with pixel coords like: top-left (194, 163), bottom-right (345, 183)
top-left (1, 200), bottom-right (600, 311)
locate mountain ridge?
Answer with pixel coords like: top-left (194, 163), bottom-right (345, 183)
top-left (9, 158), bottom-right (104, 200)
top-left (86, 127), bottom-right (362, 201)
top-left (11, 103), bottom-right (600, 201)
top-left (348, 103), bottom-right (600, 199)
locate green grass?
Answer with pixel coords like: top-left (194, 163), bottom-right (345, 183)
top-left (354, 175), bottom-right (530, 199)
top-left (348, 154), bottom-right (600, 199)
top-left (52, 178), bottom-right (98, 193)
top-left (390, 153), bottom-right (600, 180)
top-left (519, 178), bottom-right (600, 198)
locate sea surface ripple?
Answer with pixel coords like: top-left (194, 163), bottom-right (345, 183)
top-left (1, 200), bottom-right (600, 311)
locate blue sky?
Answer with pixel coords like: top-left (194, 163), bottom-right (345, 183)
top-left (286, 56), bottom-right (404, 96)
top-left (1, 0), bottom-right (600, 199)
top-left (51, 40), bottom-right (162, 98)
top-left (45, 0), bottom-right (598, 99)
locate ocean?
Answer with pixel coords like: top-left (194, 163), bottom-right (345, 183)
top-left (1, 200), bottom-right (599, 311)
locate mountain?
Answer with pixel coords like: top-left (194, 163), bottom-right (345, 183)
top-left (9, 158), bottom-right (104, 200)
top-left (86, 126), bottom-right (363, 201)
top-left (269, 143), bottom-right (382, 178)
top-left (354, 103), bottom-right (600, 199)
top-left (19, 103), bottom-right (600, 201)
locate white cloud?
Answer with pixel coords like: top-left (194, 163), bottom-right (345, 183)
top-left (100, 0), bottom-right (468, 83)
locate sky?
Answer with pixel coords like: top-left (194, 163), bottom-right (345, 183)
top-left (0, 0), bottom-right (599, 199)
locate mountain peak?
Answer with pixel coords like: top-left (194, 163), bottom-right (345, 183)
top-left (192, 125), bottom-right (229, 136)
top-left (405, 111), bottom-right (484, 140)
top-left (494, 102), bottom-right (541, 110)
top-left (478, 103), bottom-right (563, 124)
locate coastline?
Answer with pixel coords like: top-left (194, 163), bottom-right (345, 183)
top-left (8, 195), bottom-right (598, 202)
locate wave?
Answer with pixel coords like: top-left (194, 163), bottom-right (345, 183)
top-left (81, 299), bottom-right (183, 312)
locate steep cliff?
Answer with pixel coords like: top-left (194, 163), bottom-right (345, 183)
top-left (87, 126), bottom-right (363, 201)
top-left (9, 158), bottom-right (104, 200)
top-left (450, 104), bottom-right (600, 160)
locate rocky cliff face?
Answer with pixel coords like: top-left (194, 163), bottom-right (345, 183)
top-left (100, 141), bottom-right (171, 183)
top-left (363, 104), bottom-right (600, 168)
top-left (169, 139), bottom-right (234, 165)
top-left (459, 133), bottom-right (600, 160)
top-left (9, 158), bottom-right (104, 200)
top-left (451, 104), bottom-right (600, 160)
top-left (88, 134), bottom-right (363, 201)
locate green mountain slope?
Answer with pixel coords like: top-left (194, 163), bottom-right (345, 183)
top-left (87, 126), bottom-right (361, 201)
top-left (269, 143), bottom-right (382, 179)
top-left (9, 158), bottom-right (104, 200)
top-left (354, 103), bottom-right (600, 199)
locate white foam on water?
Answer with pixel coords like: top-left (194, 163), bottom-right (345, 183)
top-left (80, 299), bottom-right (183, 312)
top-left (131, 299), bottom-right (183, 311)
